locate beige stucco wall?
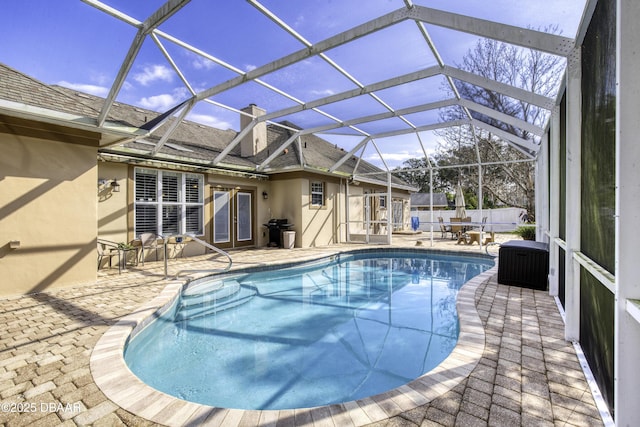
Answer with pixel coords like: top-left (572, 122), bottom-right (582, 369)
top-left (269, 175), bottom-right (348, 248)
top-left (269, 178), bottom-right (302, 246)
top-left (97, 162), bottom-right (129, 244)
top-left (300, 179), bottom-right (342, 247)
top-left (0, 134), bottom-right (97, 296)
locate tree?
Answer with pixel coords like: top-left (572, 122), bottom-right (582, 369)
top-left (399, 30), bottom-right (564, 219)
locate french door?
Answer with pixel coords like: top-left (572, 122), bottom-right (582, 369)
top-left (212, 189), bottom-right (254, 249)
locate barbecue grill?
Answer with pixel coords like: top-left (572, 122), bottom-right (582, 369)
top-left (263, 219), bottom-right (294, 247)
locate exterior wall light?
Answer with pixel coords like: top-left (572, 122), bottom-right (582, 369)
top-left (262, 191), bottom-right (268, 199)
top-left (111, 179), bottom-right (120, 192)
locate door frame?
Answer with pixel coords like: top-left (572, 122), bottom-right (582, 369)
top-left (211, 187), bottom-right (256, 249)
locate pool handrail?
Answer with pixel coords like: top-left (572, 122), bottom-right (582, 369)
top-left (485, 241), bottom-right (501, 257)
top-left (163, 234), bottom-right (233, 279)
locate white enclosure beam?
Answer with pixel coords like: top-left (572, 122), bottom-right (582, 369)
top-left (195, 8), bottom-right (412, 101)
top-left (444, 66), bottom-right (556, 110)
top-left (257, 132), bottom-right (301, 171)
top-left (151, 99), bottom-right (195, 155)
top-left (249, 0), bottom-right (420, 133)
top-left (548, 106), bottom-right (561, 296)
top-left (615, 1), bottom-right (640, 425)
top-left (459, 99), bottom-right (545, 136)
top-left (92, 0), bottom-right (191, 127)
top-left (535, 132), bottom-right (549, 242)
top-left (300, 99), bottom-right (458, 136)
top-left (257, 66), bottom-right (443, 125)
top-left (470, 119), bottom-right (539, 154)
top-left (564, 47), bottom-right (582, 342)
top-left (96, 29), bottom-right (145, 127)
top-left (411, 5), bottom-right (575, 57)
top-left (329, 137), bottom-right (372, 173)
top-left (211, 120), bottom-right (259, 165)
top-left (367, 119), bottom-right (468, 140)
top-left (81, 0), bottom-right (141, 26)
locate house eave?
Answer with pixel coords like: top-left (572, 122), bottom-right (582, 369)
top-left (98, 149), bottom-right (270, 180)
top-left (0, 99), bottom-right (146, 146)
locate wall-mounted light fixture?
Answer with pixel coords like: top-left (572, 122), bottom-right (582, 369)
top-left (98, 178), bottom-right (120, 193)
top-left (262, 191), bottom-right (268, 200)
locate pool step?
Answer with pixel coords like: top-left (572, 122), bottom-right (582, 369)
top-left (175, 281), bottom-right (256, 321)
top-left (182, 277), bottom-right (241, 297)
top-left (182, 279), bottom-right (241, 302)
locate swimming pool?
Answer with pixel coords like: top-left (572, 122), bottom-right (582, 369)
top-left (124, 249), bottom-right (493, 410)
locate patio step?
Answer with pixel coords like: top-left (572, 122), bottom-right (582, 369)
top-left (174, 280), bottom-right (256, 321)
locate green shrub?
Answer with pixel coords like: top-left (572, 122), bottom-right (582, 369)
top-left (515, 225), bottom-right (536, 240)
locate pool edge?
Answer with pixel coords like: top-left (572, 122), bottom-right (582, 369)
top-left (90, 250), bottom-right (495, 427)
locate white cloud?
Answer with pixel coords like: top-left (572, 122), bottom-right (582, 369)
top-left (138, 93), bottom-right (180, 111)
top-left (57, 81), bottom-right (109, 97)
top-left (89, 72), bottom-right (110, 86)
top-left (191, 55), bottom-right (216, 70)
top-left (310, 88), bottom-right (336, 97)
top-left (293, 14), bottom-right (305, 28)
top-left (137, 87), bottom-right (191, 111)
top-left (244, 64), bottom-right (257, 72)
top-left (133, 64), bottom-right (174, 86)
top-left (187, 113), bottom-right (234, 130)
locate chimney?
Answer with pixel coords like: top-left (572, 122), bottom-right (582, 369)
top-left (240, 104), bottom-right (267, 157)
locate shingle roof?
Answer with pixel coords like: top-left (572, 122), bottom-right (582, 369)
top-left (0, 62), bottom-right (412, 188)
top-left (0, 63), bottom-right (99, 118)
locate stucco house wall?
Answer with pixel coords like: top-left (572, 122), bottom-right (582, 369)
top-left (300, 178), bottom-right (343, 248)
top-left (269, 177), bottom-right (302, 246)
top-left (0, 133), bottom-right (98, 296)
top-left (97, 162), bottom-right (129, 244)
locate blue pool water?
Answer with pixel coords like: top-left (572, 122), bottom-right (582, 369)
top-left (125, 250), bottom-right (493, 410)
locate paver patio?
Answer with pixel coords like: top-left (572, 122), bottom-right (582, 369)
top-left (0, 234), bottom-right (605, 426)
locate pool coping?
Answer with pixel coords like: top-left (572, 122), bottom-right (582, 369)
top-left (90, 249), bottom-right (497, 427)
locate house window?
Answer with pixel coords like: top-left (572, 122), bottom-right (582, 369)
top-left (310, 181), bottom-right (325, 207)
top-left (379, 195), bottom-right (387, 209)
top-left (134, 168), bottom-right (204, 238)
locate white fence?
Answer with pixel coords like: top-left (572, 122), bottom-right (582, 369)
top-left (410, 207), bottom-right (524, 232)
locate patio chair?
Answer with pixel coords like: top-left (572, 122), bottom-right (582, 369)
top-left (463, 217), bottom-right (472, 228)
top-left (438, 217), bottom-right (450, 239)
top-left (450, 217), bottom-right (463, 239)
top-left (138, 233), bottom-right (161, 265)
top-left (97, 240), bottom-right (121, 272)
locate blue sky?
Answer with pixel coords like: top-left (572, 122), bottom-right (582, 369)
top-left (1, 0), bottom-right (586, 168)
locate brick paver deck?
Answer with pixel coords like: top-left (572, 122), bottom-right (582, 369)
top-left (0, 235), bottom-right (605, 426)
